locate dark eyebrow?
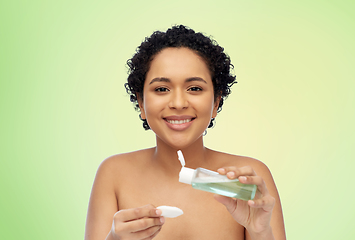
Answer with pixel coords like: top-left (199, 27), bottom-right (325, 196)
top-left (149, 77), bottom-right (170, 85)
top-left (148, 77), bottom-right (207, 85)
top-left (185, 77), bottom-right (207, 84)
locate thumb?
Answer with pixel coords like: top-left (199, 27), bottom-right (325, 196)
top-left (214, 194), bottom-right (237, 214)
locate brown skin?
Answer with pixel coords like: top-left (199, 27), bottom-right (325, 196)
top-left (85, 48), bottom-right (286, 240)
top-left (85, 148), bottom-right (285, 240)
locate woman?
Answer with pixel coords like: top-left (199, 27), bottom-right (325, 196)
top-left (85, 25), bottom-right (286, 240)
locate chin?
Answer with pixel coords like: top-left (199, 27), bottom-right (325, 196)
top-left (162, 134), bottom-right (204, 150)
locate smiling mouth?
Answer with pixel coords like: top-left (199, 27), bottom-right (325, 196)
top-left (164, 118), bottom-right (195, 124)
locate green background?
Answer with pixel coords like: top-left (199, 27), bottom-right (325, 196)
top-left (1, 0), bottom-right (354, 239)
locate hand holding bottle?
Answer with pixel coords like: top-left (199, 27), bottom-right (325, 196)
top-left (107, 204), bottom-right (165, 240)
top-left (214, 166), bottom-right (275, 238)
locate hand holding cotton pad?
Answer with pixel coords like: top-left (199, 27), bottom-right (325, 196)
top-left (156, 206), bottom-right (183, 218)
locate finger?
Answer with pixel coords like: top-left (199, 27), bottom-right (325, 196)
top-left (248, 195), bottom-right (275, 212)
top-left (214, 194), bottom-right (237, 213)
top-left (111, 214), bottom-right (163, 238)
top-left (217, 166), bottom-right (256, 179)
top-left (127, 216), bottom-right (164, 233)
top-left (238, 176), bottom-right (269, 196)
top-left (134, 225), bottom-right (163, 240)
top-left (145, 227), bottom-right (162, 240)
top-left (115, 204), bottom-right (161, 222)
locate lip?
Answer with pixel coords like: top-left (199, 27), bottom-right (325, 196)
top-left (164, 115), bottom-right (195, 120)
top-left (163, 115), bottom-right (196, 131)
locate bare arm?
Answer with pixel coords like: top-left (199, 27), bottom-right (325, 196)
top-left (245, 160), bottom-right (285, 240)
top-left (85, 158), bottom-right (119, 240)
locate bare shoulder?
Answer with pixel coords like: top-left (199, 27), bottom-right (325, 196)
top-left (85, 148), bottom-right (155, 240)
top-left (209, 150), bottom-right (279, 203)
top-left (91, 148), bottom-right (156, 193)
top-left (97, 148), bottom-right (155, 175)
top-left (207, 149), bottom-right (272, 178)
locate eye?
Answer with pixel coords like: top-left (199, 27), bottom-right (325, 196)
top-left (155, 87), bottom-right (169, 92)
top-left (188, 86), bottom-right (203, 92)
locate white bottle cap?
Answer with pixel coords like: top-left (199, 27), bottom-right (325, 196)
top-left (179, 167), bottom-right (195, 185)
top-left (177, 150), bottom-right (185, 167)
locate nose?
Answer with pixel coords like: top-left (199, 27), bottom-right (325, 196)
top-left (168, 89), bottom-right (189, 110)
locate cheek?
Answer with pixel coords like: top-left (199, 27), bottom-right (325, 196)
top-left (143, 94), bottom-right (165, 114)
top-left (191, 95), bottom-right (215, 115)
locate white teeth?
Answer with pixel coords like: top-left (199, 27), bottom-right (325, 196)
top-left (167, 119), bottom-right (192, 124)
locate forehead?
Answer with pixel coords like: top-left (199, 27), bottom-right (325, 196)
top-left (146, 47), bottom-right (212, 83)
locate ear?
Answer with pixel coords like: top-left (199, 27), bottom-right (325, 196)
top-left (212, 96), bottom-right (221, 118)
top-left (137, 93), bottom-right (146, 119)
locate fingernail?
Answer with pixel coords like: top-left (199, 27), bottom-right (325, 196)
top-left (218, 168), bottom-right (225, 174)
top-left (160, 217), bottom-right (165, 224)
top-left (156, 209), bottom-right (162, 216)
top-left (239, 176), bottom-right (247, 182)
top-left (227, 172), bottom-right (235, 178)
top-left (249, 200), bottom-right (255, 206)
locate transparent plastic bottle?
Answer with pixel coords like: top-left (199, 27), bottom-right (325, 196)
top-left (179, 167), bottom-right (257, 201)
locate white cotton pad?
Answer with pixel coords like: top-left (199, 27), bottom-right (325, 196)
top-left (156, 206), bottom-right (184, 218)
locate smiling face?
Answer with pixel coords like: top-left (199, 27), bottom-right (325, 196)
top-left (138, 47), bottom-right (219, 149)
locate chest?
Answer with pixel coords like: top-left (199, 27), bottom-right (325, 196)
top-left (116, 176), bottom-right (244, 239)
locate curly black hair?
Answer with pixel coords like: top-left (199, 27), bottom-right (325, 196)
top-left (125, 25), bottom-right (236, 130)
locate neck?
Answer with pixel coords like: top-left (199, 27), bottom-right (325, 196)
top-left (152, 136), bottom-right (209, 173)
